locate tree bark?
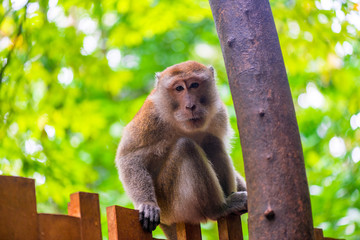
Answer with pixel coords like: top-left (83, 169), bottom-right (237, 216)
top-left (208, 0), bottom-right (315, 239)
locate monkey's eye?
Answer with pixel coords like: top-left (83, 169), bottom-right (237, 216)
top-left (175, 86), bottom-right (184, 92)
top-left (190, 82), bottom-right (199, 89)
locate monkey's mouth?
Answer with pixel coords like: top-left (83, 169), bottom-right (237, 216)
top-left (188, 117), bottom-right (204, 126)
top-left (189, 117), bottom-right (201, 122)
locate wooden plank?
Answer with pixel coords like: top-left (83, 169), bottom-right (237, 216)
top-left (107, 205), bottom-right (153, 240)
top-left (176, 223), bottom-right (202, 240)
top-left (314, 228), bottom-right (324, 240)
top-left (38, 213), bottom-right (81, 240)
top-left (218, 214), bottom-right (243, 240)
top-left (315, 228), bottom-right (345, 240)
top-left (0, 175), bottom-right (38, 240)
top-left (68, 192), bottom-right (102, 240)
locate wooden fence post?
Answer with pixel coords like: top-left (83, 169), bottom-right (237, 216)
top-left (38, 214), bottom-right (81, 240)
top-left (217, 215), bottom-right (243, 240)
top-left (0, 175), bottom-right (38, 240)
top-left (68, 192), bottom-right (102, 240)
top-left (0, 175), bottom-right (344, 240)
top-left (314, 228), bottom-right (324, 240)
top-left (176, 223), bottom-right (202, 240)
top-left (107, 205), bottom-right (153, 240)
top-left (314, 228), bottom-right (344, 240)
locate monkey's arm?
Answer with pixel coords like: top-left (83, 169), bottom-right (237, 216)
top-left (115, 100), bottom-right (165, 232)
top-left (117, 154), bottom-right (160, 232)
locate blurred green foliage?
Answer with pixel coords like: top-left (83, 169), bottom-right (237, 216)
top-left (0, 0), bottom-right (359, 239)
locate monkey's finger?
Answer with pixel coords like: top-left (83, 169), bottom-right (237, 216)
top-left (150, 207), bottom-right (160, 231)
top-left (148, 209), bottom-right (155, 231)
top-left (155, 208), bottom-right (160, 226)
top-left (152, 222), bottom-right (157, 231)
top-left (148, 220), bottom-right (155, 232)
top-left (239, 209), bottom-right (248, 214)
top-left (144, 205), bottom-right (152, 232)
top-left (143, 217), bottom-right (150, 232)
top-left (139, 208), bottom-right (145, 224)
top-left (233, 208), bottom-right (248, 216)
top-left (144, 205), bottom-right (150, 218)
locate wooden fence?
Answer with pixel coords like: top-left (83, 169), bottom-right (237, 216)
top-left (0, 175), bottom-right (342, 240)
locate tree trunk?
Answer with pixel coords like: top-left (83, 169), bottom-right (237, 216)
top-left (208, 0), bottom-right (315, 239)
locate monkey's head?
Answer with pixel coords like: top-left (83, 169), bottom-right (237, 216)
top-left (152, 61), bottom-right (219, 132)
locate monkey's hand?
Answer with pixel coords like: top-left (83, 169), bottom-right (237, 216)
top-left (224, 191), bottom-right (248, 216)
top-left (138, 203), bottom-right (160, 232)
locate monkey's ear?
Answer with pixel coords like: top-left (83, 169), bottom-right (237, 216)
top-left (208, 66), bottom-right (215, 78)
top-left (155, 72), bottom-right (160, 87)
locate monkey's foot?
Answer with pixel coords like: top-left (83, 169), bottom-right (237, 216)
top-left (224, 191), bottom-right (248, 216)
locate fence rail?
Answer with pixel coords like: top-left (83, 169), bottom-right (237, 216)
top-left (0, 175), bottom-right (343, 240)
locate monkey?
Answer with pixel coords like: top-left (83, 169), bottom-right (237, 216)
top-left (115, 61), bottom-right (247, 240)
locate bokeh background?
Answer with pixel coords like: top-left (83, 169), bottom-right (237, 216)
top-left (0, 0), bottom-right (359, 239)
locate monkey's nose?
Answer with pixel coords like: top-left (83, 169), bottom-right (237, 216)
top-left (186, 104), bottom-right (196, 111)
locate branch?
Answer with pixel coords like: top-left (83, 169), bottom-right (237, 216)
top-left (0, 3), bottom-right (29, 91)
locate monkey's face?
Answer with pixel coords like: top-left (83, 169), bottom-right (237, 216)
top-left (156, 61), bottom-right (217, 132)
top-left (169, 78), bottom-right (210, 130)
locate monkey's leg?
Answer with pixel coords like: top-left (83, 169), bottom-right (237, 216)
top-left (157, 138), bottom-right (247, 240)
top-left (159, 223), bottom-right (177, 240)
top-left (157, 137), bottom-right (227, 224)
top-left (201, 134), bottom-right (237, 196)
top-left (234, 171), bottom-right (247, 192)
top-left (201, 134), bottom-right (247, 193)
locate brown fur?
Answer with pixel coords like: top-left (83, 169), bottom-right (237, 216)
top-left (116, 61), bottom-right (247, 240)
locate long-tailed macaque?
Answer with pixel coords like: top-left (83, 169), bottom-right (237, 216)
top-left (115, 61), bottom-right (247, 240)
